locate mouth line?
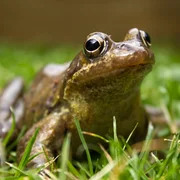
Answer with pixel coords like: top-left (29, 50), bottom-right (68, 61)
top-left (99, 63), bottom-right (152, 76)
top-left (117, 60), bottom-right (154, 68)
top-left (76, 63), bottom-right (153, 83)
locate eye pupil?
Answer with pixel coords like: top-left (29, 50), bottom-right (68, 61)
top-left (85, 39), bottom-right (100, 51)
top-left (144, 32), bottom-right (151, 44)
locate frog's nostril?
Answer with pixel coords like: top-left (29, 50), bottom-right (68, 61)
top-left (116, 44), bottom-right (125, 49)
top-left (120, 44), bottom-right (133, 51)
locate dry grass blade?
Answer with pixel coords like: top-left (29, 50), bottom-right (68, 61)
top-left (99, 144), bottom-right (113, 163)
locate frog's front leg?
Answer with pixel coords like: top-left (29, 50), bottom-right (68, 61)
top-left (0, 78), bottom-right (25, 138)
top-left (17, 107), bottom-right (72, 169)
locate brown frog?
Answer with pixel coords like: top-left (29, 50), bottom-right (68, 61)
top-left (0, 28), bottom-right (154, 168)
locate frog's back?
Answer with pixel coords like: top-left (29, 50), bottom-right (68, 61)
top-left (22, 63), bottom-right (70, 128)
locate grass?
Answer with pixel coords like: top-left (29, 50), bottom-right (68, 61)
top-left (0, 43), bottom-right (180, 179)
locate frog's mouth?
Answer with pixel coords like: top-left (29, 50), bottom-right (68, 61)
top-left (72, 62), bottom-right (153, 85)
top-left (72, 47), bottom-right (155, 84)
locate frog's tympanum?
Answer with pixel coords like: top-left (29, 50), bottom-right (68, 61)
top-left (0, 28), bottom-right (154, 168)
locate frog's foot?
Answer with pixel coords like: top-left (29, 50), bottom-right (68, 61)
top-left (17, 108), bottom-right (71, 169)
top-left (0, 78), bottom-right (25, 138)
top-left (145, 105), bottom-right (179, 134)
top-left (145, 105), bottom-right (168, 125)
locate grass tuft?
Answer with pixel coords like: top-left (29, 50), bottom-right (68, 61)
top-left (0, 44), bottom-right (180, 179)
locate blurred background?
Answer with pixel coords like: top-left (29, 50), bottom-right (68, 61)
top-left (0, 0), bottom-right (179, 44)
top-left (0, 0), bottom-right (180, 113)
top-left (0, 0), bottom-right (180, 136)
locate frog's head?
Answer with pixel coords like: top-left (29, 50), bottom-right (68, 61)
top-left (63, 28), bottom-right (154, 101)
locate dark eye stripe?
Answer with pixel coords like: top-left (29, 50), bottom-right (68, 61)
top-left (140, 30), bottom-right (151, 47)
top-left (144, 32), bottom-right (151, 45)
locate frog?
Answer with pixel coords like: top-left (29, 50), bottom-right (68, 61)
top-left (0, 28), bottom-right (154, 168)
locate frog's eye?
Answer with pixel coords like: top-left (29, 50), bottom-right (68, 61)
top-left (84, 34), bottom-right (107, 58)
top-left (139, 30), bottom-right (151, 47)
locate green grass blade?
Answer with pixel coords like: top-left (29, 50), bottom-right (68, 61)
top-left (6, 162), bottom-right (28, 176)
top-left (123, 123), bottom-right (138, 151)
top-left (16, 128), bottom-right (39, 176)
top-left (74, 119), bottom-right (93, 176)
top-left (113, 116), bottom-right (118, 142)
top-left (6, 126), bottom-right (26, 152)
top-left (59, 133), bottom-right (71, 180)
top-left (76, 162), bottom-right (91, 177)
top-left (67, 161), bottom-right (81, 178)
